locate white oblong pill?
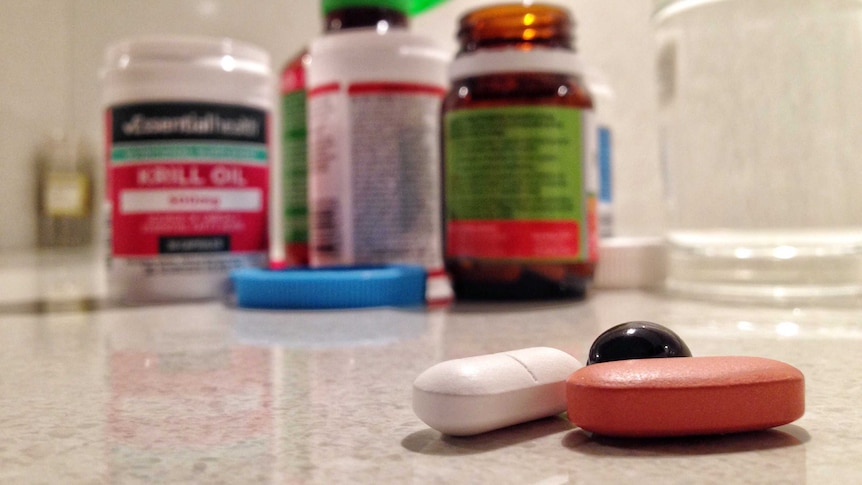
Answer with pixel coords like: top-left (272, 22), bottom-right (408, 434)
top-left (412, 347), bottom-right (583, 436)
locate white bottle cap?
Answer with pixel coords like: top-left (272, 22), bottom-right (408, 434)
top-left (593, 237), bottom-right (667, 289)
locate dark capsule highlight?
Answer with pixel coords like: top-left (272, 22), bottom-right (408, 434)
top-left (587, 321), bottom-right (692, 365)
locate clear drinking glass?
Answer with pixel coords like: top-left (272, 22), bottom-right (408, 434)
top-left (655, 0), bottom-right (862, 302)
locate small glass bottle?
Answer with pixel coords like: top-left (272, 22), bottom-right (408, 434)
top-left (36, 132), bottom-right (95, 248)
top-left (278, 1), bottom-right (408, 267)
top-left (443, 3), bottom-right (598, 300)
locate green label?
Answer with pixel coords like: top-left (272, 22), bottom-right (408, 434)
top-left (111, 143), bottom-right (267, 163)
top-left (282, 90), bottom-right (308, 243)
top-left (445, 105), bottom-right (585, 221)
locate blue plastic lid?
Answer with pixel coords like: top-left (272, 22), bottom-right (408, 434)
top-left (231, 265), bottom-right (427, 309)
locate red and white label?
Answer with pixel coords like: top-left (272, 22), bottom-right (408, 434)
top-left (107, 102), bottom-right (269, 257)
top-left (447, 220), bottom-right (582, 259)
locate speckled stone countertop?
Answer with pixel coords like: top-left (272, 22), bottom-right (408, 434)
top-left (1, 250), bottom-right (861, 484)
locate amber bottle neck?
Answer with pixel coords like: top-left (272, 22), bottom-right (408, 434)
top-left (456, 5), bottom-right (574, 53)
top-left (324, 7), bottom-right (409, 32)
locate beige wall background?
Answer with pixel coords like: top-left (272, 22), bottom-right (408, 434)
top-left (0, 0), bottom-right (663, 251)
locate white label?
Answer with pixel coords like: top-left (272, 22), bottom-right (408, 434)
top-left (119, 189), bottom-right (263, 213)
top-left (308, 83), bottom-right (444, 268)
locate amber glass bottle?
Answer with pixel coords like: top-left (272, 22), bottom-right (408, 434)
top-left (443, 4), bottom-right (597, 300)
top-left (279, 1), bottom-right (408, 267)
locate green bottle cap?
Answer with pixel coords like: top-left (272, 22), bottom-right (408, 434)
top-left (322, 0), bottom-right (446, 16)
top-left (406, 0), bottom-right (446, 15)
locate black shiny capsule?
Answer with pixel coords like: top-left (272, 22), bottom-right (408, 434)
top-left (587, 321), bottom-right (692, 365)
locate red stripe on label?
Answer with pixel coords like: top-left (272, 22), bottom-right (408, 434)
top-left (112, 163), bottom-right (267, 190)
top-left (427, 267), bottom-right (448, 278)
top-left (347, 82), bottom-right (446, 96)
top-left (447, 220), bottom-right (582, 259)
top-left (308, 83), bottom-right (340, 97)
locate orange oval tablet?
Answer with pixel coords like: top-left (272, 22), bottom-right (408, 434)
top-left (567, 356), bottom-right (804, 437)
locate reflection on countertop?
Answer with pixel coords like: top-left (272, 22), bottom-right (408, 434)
top-left (1, 250), bottom-right (862, 483)
top-left (0, 248), bottom-right (107, 313)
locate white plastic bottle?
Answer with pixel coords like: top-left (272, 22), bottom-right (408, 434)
top-left (305, 11), bottom-right (449, 280)
top-left (101, 36), bottom-right (274, 302)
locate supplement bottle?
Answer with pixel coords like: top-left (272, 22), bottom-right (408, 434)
top-left (102, 36), bottom-right (273, 302)
top-left (443, 3), bottom-right (598, 300)
top-left (305, 1), bottom-right (449, 280)
top-left (278, 1), bottom-right (411, 267)
top-left (36, 132), bottom-right (95, 248)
